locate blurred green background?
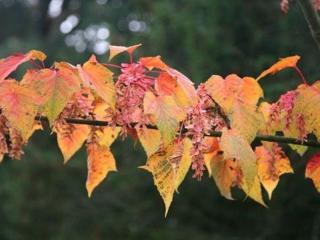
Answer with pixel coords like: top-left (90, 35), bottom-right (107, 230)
top-left (0, 0), bottom-right (320, 239)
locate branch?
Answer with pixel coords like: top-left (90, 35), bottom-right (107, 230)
top-left (35, 116), bottom-right (320, 148)
top-left (298, 0), bottom-right (320, 50)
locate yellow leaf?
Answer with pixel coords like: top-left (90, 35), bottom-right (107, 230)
top-left (255, 143), bottom-right (293, 199)
top-left (241, 175), bottom-right (266, 207)
top-left (220, 129), bottom-right (257, 190)
top-left (141, 138), bottom-right (191, 216)
top-left (174, 138), bottom-right (192, 191)
top-left (144, 91), bottom-right (186, 146)
top-left (137, 128), bottom-right (162, 157)
top-left (205, 74), bottom-right (264, 142)
top-left (86, 143), bottom-right (117, 197)
top-left (95, 127), bottom-right (121, 147)
top-left (257, 55), bottom-right (300, 81)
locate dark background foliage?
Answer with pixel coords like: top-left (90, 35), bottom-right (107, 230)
top-left (0, 0), bottom-right (320, 239)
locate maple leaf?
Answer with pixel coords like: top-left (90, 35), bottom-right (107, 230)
top-left (137, 128), bottom-right (162, 157)
top-left (203, 137), bottom-right (239, 200)
top-left (241, 175), bottom-right (266, 207)
top-left (86, 143), bottom-right (117, 197)
top-left (78, 55), bottom-right (116, 109)
top-left (141, 138), bottom-right (192, 216)
top-left (220, 129), bottom-right (257, 190)
top-left (306, 153), bottom-right (320, 192)
top-left (204, 136), bottom-right (265, 205)
top-left (256, 55), bottom-right (300, 81)
top-left (140, 56), bottom-right (169, 70)
top-left (0, 80), bottom-right (41, 141)
top-left (55, 124), bottom-right (90, 163)
top-left (291, 81), bottom-right (320, 140)
top-left (143, 91), bottom-right (186, 146)
top-left (109, 44), bottom-right (142, 60)
top-left (205, 74), bottom-right (264, 142)
top-left (255, 143), bottom-right (293, 199)
top-left (21, 67), bottom-right (81, 125)
top-left (140, 56), bottom-right (198, 108)
top-left (0, 50), bottom-right (46, 81)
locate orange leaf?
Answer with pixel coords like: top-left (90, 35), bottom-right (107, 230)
top-left (56, 124), bottom-right (90, 164)
top-left (0, 80), bottom-right (41, 141)
top-left (140, 56), bottom-right (169, 70)
top-left (255, 143), bottom-right (293, 199)
top-left (109, 43), bottom-right (141, 60)
top-left (257, 55), bottom-right (300, 81)
top-left (79, 55), bottom-right (116, 109)
top-left (86, 143), bottom-right (117, 197)
top-left (0, 50), bottom-right (46, 81)
top-left (204, 137), bottom-right (239, 200)
top-left (306, 153), bottom-right (320, 192)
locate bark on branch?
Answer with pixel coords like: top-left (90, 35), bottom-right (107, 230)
top-left (35, 116), bottom-right (320, 148)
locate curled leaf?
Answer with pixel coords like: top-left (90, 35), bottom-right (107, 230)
top-left (109, 44), bottom-right (141, 60)
top-left (257, 55), bottom-right (300, 81)
top-left (0, 50), bottom-right (46, 81)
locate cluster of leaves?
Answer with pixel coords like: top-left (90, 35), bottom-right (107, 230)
top-left (0, 45), bottom-right (320, 216)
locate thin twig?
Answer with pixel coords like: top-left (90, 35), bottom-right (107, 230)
top-left (35, 116), bottom-right (320, 148)
top-left (298, 0), bottom-right (320, 50)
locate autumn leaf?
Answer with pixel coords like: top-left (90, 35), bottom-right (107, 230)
top-left (95, 127), bottom-right (121, 147)
top-left (140, 56), bottom-right (198, 108)
top-left (21, 67), bottom-right (81, 125)
top-left (204, 150), bottom-right (239, 200)
top-left (257, 55), bottom-right (300, 81)
top-left (306, 153), bottom-right (320, 192)
top-left (55, 124), bottom-right (91, 164)
top-left (205, 74), bottom-right (264, 142)
top-left (137, 128), bottom-right (162, 157)
top-left (141, 138), bottom-right (192, 216)
top-left (0, 80), bottom-right (41, 141)
top-left (109, 43), bottom-right (141, 60)
top-left (79, 55), bottom-right (116, 109)
top-left (144, 91), bottom-right (186, 146)
top-left (155, 71), bottom-right (198, 108)
top-left (255, 143), bottom-right (293, 199)
top-left (140, 56), bottom-right (169, 70)
top-left (220, 129), bottom-right (257, 190)
top-left (291, 81), bottom-right (320, 140)
top-left (0, 50), bottom-right (46, 81)
top-left (241, 175), bottom-right (266, 207)
top-left (86, 143), bottom-right (117, 197)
